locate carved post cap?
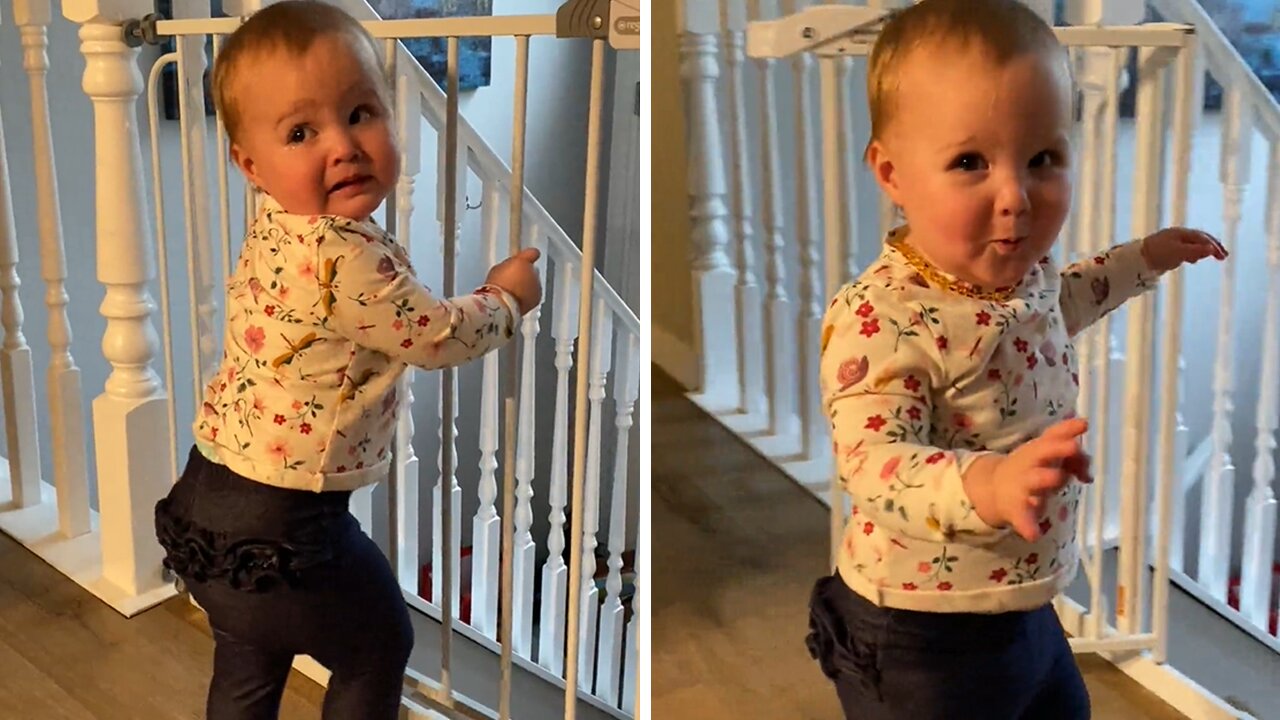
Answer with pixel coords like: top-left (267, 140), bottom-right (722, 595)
top-left (63, 0), bottom-right (154, 25)
top-left (13, 0), bottom-right (53, 26)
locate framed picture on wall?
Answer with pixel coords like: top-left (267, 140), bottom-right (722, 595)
top-left (371, 0), bottom-right (494, 91)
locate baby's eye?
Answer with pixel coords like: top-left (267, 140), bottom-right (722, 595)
top-left (349, 105), bottom-right (375, 125)
top-left (286, 125), bottom-right (309, 144)
top-left (1030, 149), bottom-right (1065, 168)
top-left (949, 153), bottom-right (987, 172)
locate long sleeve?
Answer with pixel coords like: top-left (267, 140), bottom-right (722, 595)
top-left (1059, 239), bottom-right (1161, 337)
top-left (821, 283), bottom-right (1005, 544)
top-left (315, 220), bottom-right (517, 369)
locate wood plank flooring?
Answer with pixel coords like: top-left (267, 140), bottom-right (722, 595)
top-left (652, 369), bottom-right (1187, 720)
top-left (0, 531), bottom-right (324, 719)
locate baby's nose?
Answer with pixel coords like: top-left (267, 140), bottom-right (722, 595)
top-left (329, 132), bottom-right (363, 163)
top-left (997, 177), bottom-right (1030, 217)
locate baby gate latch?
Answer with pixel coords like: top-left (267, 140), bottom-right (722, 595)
top-left (123, 13), bottom-right (163, 48)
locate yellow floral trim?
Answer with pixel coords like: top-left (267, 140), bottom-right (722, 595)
top-left (887, 233), bottom-right (1019, 303)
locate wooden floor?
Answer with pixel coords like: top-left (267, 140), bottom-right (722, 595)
top-left (651, 369), bottom-right (1188, 720)
top-left (0, 532), bottom-right (324, 719)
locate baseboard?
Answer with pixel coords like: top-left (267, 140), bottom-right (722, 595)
top-left (0, 471), bottom-right (177, 618)
top-left (653, 325), bottom-right (699, 391)
top-left (1055, 597), bottom-right (1251, 720)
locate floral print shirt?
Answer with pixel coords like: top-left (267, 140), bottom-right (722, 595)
top-left (821, 227), bottom-right (1161, 613)
top-left (194, 195), bottom-right (517, 492)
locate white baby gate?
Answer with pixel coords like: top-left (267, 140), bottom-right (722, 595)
top-left (0, 0), bottom-right (642, 718)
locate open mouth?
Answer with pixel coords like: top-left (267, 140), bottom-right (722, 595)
top-left (329, 175), bottom-right (372, 194)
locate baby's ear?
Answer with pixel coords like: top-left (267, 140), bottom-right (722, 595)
top-left (230, 144), bottom-right (261, 189)
top-left (865, 140), bottom-right (901, 205)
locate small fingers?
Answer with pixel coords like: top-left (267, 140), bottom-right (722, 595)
top-left (1062, 452), bottom-right (1094, 484)
top-left (1010, 509), bottom-right (1042, 543)
top-left (1042, 417), bottom-right (1089, 440)
top-left (1026, 467), bottom-right (1067, 492)
top-left (1030, 438), bottom-right (1084, 466)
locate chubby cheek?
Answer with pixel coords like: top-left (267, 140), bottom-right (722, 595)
top-left (1031, 177), bottom-right (1071, 239)
top-left (368, 130), bottom-right (401, 187)
top-left (916, 191), bottom-right (988, 249)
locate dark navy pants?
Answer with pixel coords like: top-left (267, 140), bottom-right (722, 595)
top-left (155, 447), bottom-right (414, 720)
top-left (807, 573), bottom-right (1091, 720)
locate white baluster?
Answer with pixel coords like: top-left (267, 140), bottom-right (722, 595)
top-left (577, 299), bottom-right (613, 692)
top-left (1240, 145), bottom-right (1280, 630)
top-left (18, 0), bottom-right (90, 539)
top-left (392, 70), bottom-right (421, 592)
top-left (513, 224), bottom-right (544, 658)
top-left (433, 272), bottom-right (463, 615)
top-left (680, 32), bottom-right (739, 412)
top-left (785, 0), bottom-right (825, 462)
top-left (597, 331), bottom-right (638, 704)
top-left (747, 0), bottom-right (798, 451)
top-left (621, 557), bottom-right (638, 712)
top-left (1199, 84), bottom-right (1250, 602)
top-left (473, 181), bottom-right (504, 638)
top-left (719, 0), bottom-right (765, 425)
top-left (65, 3), bottom-right (173, 598)
top-left (539, 259), bottom-right (579, 674)
top-left (1169, 354), bottom-right (1190, 575)
top-left (0, 39), bottom-right (42, 512)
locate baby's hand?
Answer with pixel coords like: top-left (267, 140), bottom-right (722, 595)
top-left (963, 418), bottom-right (1092, 542)
top-left (1140, 227), bottom-right (1228, 273)
top-left (485, 247), bottom-right (542, 314)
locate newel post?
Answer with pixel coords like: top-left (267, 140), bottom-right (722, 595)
top-left (64, 0), bottom-right (174, 600)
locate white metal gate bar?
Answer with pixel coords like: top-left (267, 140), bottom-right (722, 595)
top-left (563, 34), bottom-right (609, 720)
top-left (498, 28), bottom-right (531, 720)
top-left (143, 51), bottom-right (181, 482)
top-left (1153, 36), bottom-right (1198, 665)
top-left (440, 33), bottom-right (460, 705)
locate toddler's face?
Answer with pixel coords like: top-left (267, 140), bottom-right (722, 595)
top-left (229, 33), bottom-right (399, 220)
top-left (868, 45), bottom-right (1073, 290)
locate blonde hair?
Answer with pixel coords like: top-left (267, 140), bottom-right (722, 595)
top-left (866, 0), bottom-right (1066, 154)
top-left (212, 0), bottom-right (385, 144)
